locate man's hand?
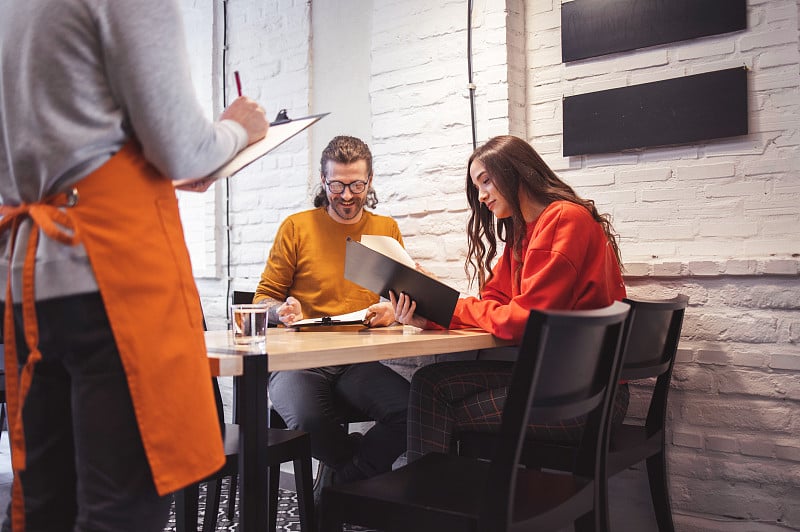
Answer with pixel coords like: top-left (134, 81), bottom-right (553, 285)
top-left (389, 291), bottom-right (429, 329)
top-left (276, 296), bottom-right (303, 326)
top-left (364, 301), bottom-right (395, 328)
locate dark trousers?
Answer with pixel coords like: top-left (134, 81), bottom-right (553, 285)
top-left (269, 362), bottom-right (410, 478)
top-left (407, 360), bottom-right (630, 462)
top-left (2, 293), bottom-right (171, 532)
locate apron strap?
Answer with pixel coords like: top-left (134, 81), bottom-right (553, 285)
top-left (0, 190), bottom-right (81, 531)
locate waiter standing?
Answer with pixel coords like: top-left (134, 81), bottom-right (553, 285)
top-left (0, 0), bottom-right (268, 530)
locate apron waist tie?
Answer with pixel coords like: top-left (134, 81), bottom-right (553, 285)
top-left (0, 189), bottom-right (81, 531)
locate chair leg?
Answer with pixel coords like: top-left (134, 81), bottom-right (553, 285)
top-left (574, 508), bottom-right (601, 532)
top-left (320, 499), bottom-right (343, 532)
top-left (269, 465), bottom-right (280, 532)
top-left (174, 484), bottom-right (199, 532)
top-left (227, 474), bottom-right (238, 520)
top-left (295, 454), bottom-right (315, 531)
top-left (596, 474), bottom-right (612, 532)
top-left (202, 478), bottom-right (223, 532)
top-left (646, 451), bottom-right (676, 532)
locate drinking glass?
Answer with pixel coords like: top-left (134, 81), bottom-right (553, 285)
top-left (230, 303), bottom-right (268, 347)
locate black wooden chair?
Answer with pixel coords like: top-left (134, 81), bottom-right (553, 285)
top-left (233, 290), bottom-right (370, 489)
top-left (320, 301), bottom-right (631, 532)
top-left (602, 295), bottom-right (688, 531)
top-left (457, 295), bottom-right (689, 532)
top-left (175, 308), bottom-right (315, 532)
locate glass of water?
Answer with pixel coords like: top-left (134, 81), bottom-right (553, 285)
top-left (230, 303), bottom-right (269, 347)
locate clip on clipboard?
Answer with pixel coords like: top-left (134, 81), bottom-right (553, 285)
top-left (271, 109), bottom-right (291, 125)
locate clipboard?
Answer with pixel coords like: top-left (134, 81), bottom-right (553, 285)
top-left (343, 237), bottom-right (459, 328)
top-left (286, 316), bottom-right (367, 330)
top-left (174, 111), bottom-right (328, 186)
top-left (289, 308), bottom-right (369, 329)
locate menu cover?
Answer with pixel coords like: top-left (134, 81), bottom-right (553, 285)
top-left (343, 236), bottom-right (459, 328)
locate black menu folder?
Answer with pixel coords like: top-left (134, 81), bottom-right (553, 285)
top-left (343, 237), bottom-right (459, 328)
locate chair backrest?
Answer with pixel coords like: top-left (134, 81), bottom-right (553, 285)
top-left (619, 295), bottom-right (689, 433)
top-left (482, 301), bottom-right (630, 529)
top-left (233, 290), bottom-right (256, 305)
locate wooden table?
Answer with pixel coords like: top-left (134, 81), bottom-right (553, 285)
top-left (205, 325), bottom-right (513, 532)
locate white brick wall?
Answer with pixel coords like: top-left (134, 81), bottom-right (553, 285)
top-left (180, 0), bottom-right (800, 528)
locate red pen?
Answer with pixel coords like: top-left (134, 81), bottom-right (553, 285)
top-left (234, 71), bottom-right (242, 97)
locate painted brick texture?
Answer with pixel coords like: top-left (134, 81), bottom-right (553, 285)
top-left (180, 1), bottom-right (800, 528)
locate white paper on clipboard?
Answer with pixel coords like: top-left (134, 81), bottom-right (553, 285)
top-left (174, 112), bottom-right (328, 187)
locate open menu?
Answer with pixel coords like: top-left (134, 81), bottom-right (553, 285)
top-left (173, 112), bottom-right (328, 187)
top-left (344, 236), bottom-right (459, 328)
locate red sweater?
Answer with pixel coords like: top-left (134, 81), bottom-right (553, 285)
top-left (449, 201), bottom-right (626, 343)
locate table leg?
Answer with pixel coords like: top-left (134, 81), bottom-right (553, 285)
top-left (237, 353), bottom-right (268, 531)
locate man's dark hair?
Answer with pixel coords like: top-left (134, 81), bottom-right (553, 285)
top-left (313, 136), bottom-right (378, 208)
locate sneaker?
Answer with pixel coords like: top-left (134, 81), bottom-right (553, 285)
top-left (313, 432), bottom-right (367, 509)
top-left (347, 431), bottom-right (364, 453)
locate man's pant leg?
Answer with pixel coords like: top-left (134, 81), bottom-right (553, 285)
top-left (269, 368), bottom-right (357, 467)
top-left (336, 362), bottom-right (410, 477)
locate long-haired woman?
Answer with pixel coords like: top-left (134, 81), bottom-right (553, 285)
top-left (391, 135), bottom-right (628, 461)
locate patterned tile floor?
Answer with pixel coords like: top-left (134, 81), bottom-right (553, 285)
top-left (163, 479), bottom-right (378, 532)
top-left (0, 431), bottom-right (657, 531)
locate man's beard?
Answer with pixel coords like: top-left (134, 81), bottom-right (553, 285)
top-left (330, 196), bottom-right (364, 220)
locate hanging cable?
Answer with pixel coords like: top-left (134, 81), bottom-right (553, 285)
top-left (467, 0), bottom-right (477, 150)
top-left (222, 0), bottom-right (233, 313)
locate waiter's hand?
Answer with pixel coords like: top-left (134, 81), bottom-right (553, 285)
top-left (220, 96), bottom-right (269, 145)
top-left (364, 301), bottom-right (395, 328)
top-left (174, 175), bottom-right (217, 193)
top-left (389, 291), bottom-right (428, 329)
top-left (276, 296), bottom-right (303, 326)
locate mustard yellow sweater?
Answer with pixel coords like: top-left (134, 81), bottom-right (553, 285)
top-left (255, 207), bottom-right (404, 318)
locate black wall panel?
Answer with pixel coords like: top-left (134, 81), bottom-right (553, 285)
top-left (562, 0), bottom-right (747, 62)
top-left (562, 67), bottom-right (747, 157)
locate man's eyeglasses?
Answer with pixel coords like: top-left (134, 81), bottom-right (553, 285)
top-left (325, 180), bottom-right (368, 194)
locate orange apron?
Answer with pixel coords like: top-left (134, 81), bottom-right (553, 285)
top-left (1, 141), bottom-right (224, 530)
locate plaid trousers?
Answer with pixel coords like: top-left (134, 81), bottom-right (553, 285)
top-left (407, 360), bottom-right (630, 462)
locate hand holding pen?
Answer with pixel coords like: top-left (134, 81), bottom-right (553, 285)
top-left (219, 70), bottom-right (268, 145)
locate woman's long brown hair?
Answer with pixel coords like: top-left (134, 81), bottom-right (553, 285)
top-left (465, 135), bottom-right (622, 291)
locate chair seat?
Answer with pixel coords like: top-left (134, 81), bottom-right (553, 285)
top-left (324, 452), bottom-right (594, 531)
top-left (198, 424), bottom-right (308, 478)
top-left (266, 426), bottom-right (312, 464)
top-left (457, 430), bottom-right (578, 471)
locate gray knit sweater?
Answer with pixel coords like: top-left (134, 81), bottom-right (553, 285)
top-left (0, 0), bottom-right (248, 301)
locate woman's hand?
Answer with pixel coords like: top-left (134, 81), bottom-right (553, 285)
top-left (276, 296), bottom-right (303, 325)
top-left (364, 301), bottom-right (395, 328)
top-left (389, 291), bottom-right (429, 329)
